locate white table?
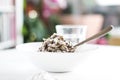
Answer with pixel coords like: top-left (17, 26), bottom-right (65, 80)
top-left (0, 44), bottom-right (120, 80)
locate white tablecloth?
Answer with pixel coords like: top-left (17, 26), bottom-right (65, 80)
top-left (0, 44), bottom-right (120, 80)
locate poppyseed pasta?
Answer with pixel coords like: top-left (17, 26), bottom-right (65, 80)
top-left (39, 33), bottom-right (75, 52)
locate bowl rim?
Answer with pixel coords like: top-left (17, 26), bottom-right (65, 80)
top-left (16, 42), bottom-right (98, 54)
top-left (16, 42), bottom-right (78, 54)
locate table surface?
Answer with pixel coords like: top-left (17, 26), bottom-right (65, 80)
top-left (0, 44), bottom-right (120, 80)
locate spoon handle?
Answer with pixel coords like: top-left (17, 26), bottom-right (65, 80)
top-left (74, 25), bottom-right (113, 47)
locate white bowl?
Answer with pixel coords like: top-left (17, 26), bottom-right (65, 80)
top-left (16, 42), bottom-right (97, 72)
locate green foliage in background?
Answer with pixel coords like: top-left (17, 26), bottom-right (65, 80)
top-left (22, 15), bottom-right (60, 43)
top-left (22, 0), bottom-right (61, 43)
top-left (22, 16), bottom-right (49, 42)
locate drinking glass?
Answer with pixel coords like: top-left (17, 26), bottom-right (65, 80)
top-left (56, 25), bottom-right (87, 45)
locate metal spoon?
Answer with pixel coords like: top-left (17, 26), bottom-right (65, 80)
top-left (74, 25), bottom-right (113, 47)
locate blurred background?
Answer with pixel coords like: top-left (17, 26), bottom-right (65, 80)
top-left (0, 0), bottom-right (120, 50)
